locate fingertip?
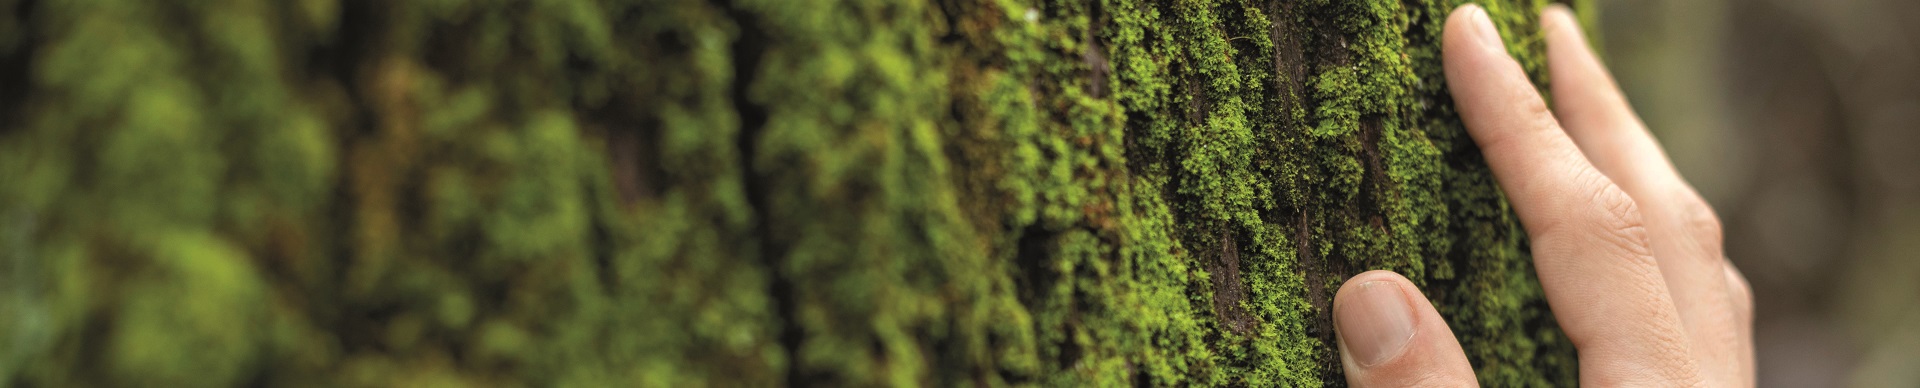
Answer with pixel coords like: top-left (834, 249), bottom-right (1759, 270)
top-left (1444, 4), bottom-right (1503, 55)
top-left (1542, 0), bottom-right (1646, 172)
top-left (1542, 4), bottom-right (1588, 51)
top-left (1442, 3), bottom-right (1531, 110)
top-left (1446, 3), bottom-right (1482, 25)
top-left (1335, 271), bottom-right (1477, 387)
top-left (1339, 270), bottom-right (1416, 291)
top-left (1543, 3), bottom-right (1603, 77)
top-left (1443, 3), bottom-right (1565, 173)
top-left (1543, 3), bottom-right (1577, 26)
top-left (1335, 271), bottom-right (1419, 367)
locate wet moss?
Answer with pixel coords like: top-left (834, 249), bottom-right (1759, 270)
top-left (0, 0), bottom-right (1577, 386)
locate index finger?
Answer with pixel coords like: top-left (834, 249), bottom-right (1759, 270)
top-left (1442, 5), bottom-right (1702, 385)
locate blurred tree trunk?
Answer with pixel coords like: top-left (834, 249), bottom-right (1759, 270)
top-left (0, 0), bottom-right (1582, 386)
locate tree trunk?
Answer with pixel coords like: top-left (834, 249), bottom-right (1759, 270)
top-left (0, 0), bottom-right (1583, 386)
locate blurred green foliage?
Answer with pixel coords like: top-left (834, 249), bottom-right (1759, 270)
top-left (0, 0), bottom-right (1582, 386)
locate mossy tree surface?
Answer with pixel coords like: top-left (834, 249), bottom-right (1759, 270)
top-left (0, 0), bottom-right (1589, 386)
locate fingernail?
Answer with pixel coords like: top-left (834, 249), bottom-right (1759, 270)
top-left (1336, 280), bottom-right (1417, 367)
top-left (1469, 5), bottom-right (1504, 49)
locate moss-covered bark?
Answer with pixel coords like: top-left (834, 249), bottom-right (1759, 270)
top-left (0, 0), bottom-right (1587, 386)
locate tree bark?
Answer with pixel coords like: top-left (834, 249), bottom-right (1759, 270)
top-left (0, 0), bottom-right (1584, 386)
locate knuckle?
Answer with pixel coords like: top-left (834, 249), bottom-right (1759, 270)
top-left (1679, 192), bottom-right (1727, 254)
top-left (1522, 100), bottom-right (1566, 146)
top-left (1523, 93), bottom-right (1558, 130)
top-left (1725, 264), bottom-right (1755, 314)
top-left (1524, 166), bottom-right (1659, 267)
top-left (1584, 178), bottom-right (1656, 261)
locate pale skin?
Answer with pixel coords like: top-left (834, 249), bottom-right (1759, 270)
top-left (1332, 4), bottom-right (1755, 387)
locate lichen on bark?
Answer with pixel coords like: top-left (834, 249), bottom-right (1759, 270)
top-left (0, 0), bottom-right (1586, 386)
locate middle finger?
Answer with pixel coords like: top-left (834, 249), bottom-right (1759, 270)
top-left (1541, 7), bottom-right (1746, 385)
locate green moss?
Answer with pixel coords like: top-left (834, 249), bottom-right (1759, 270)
top-left (1, 0), bottom-right (1577, 386)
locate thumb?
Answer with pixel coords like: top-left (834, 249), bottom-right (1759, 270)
top-left (1335, 270), bottom-right (1478, 387)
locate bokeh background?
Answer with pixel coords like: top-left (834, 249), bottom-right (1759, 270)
top-left (1600, 0), bottom-right (1920, 386)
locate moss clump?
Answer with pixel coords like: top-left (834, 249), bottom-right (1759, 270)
top-left (0, 0), bottom-right (1579, 386)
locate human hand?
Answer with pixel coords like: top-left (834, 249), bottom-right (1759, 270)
top-left (1330, 4), bottom-right (1755, 387)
